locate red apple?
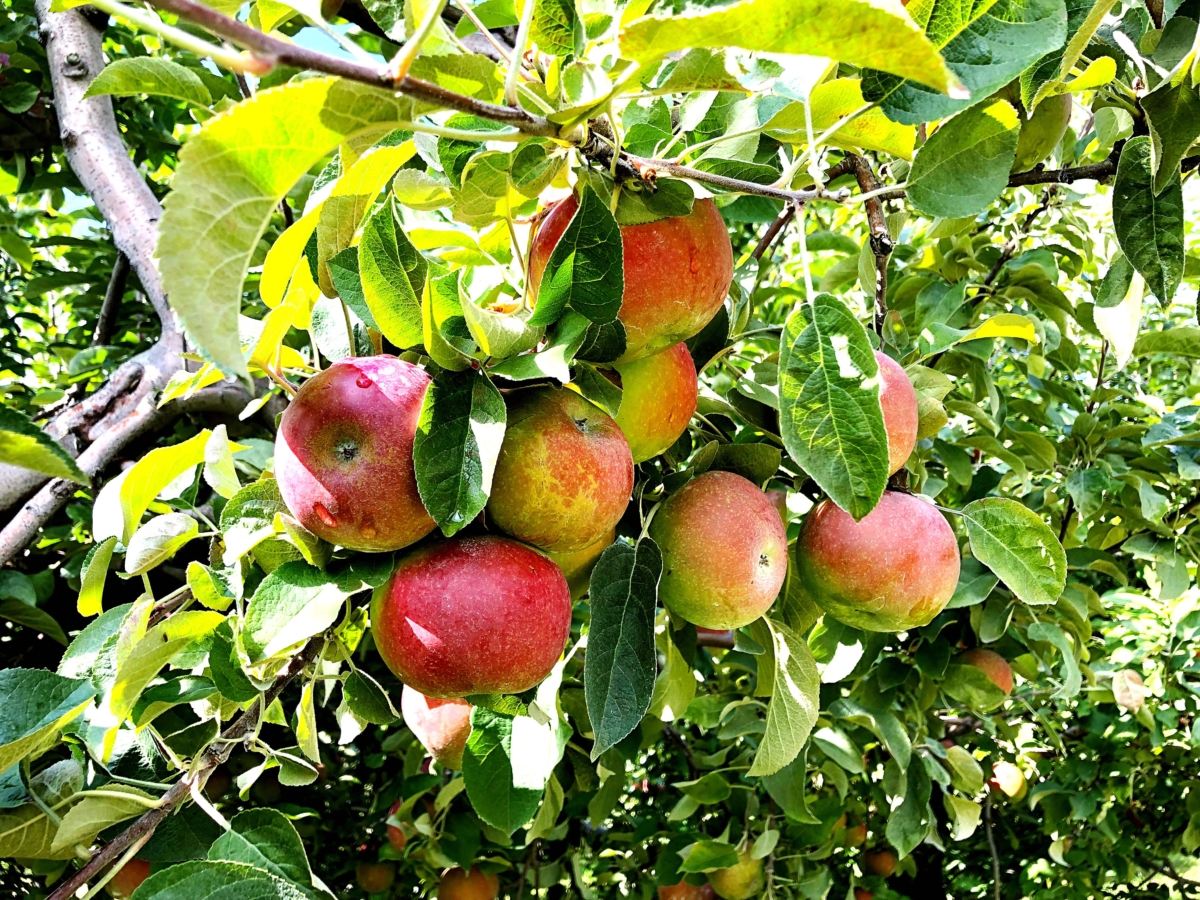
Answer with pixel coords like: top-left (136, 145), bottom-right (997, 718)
top-left (356, 860), bottom-right (396, 894)
top-left (487, 387), bottom-right (633, 551)
top-left (544, 528), bottom-right (615, 598)
top-left (106, 858), bottom-right (151, 899)
top-left (650, 471), bottom-right (788, 629)
top-left (371, 536), bottom-right (572, 697)
top-left (439, 867), bottom-right (500, 900)
top-left (876, 351), bottom-right (918, 476)
top-left (529, 195), bottom-right (733, 362)
top-left (659, 881), bottom-right (718, 900)
top-left (275, 356), bottom-right (435, 552)
top-left (854, 889), bottom-right (875, 900)
top-left (613, 342), bottom-right (698, 462)
top-left (797, 491), bottom-right (960, 632)
top-left (400, 686), bottom-right (472, 769)
top-left (862, 848), bottom-right (897, 878)
top-left (960, 648), bottom-right (1014, 695)
top-left (386, 799), bottom-right (407, 852)
top-left (765, 488), bottom-right (788, 524)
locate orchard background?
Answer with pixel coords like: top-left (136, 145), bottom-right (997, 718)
top-left (3, 0), bottom-right (1200, 896)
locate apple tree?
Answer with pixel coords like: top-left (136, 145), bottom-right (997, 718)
top-left (2, 0), bottom-right (1200, 896)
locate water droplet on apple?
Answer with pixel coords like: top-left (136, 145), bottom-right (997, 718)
top-left (356, 374), bottom-right (373, 388)
top-left (314, 503), bottom-right (338, 528)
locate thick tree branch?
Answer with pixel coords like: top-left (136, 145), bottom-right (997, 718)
top-left (47, 637), bottom-right (325, 900)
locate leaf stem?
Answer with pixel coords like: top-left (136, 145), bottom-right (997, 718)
top-left (388, 0), bottom-right (451, 83)
top-left (504, 0), bottom-right (537, 107)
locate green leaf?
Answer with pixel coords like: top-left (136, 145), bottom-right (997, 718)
top-left (132, 860), bottom-right (312, 900)
top-left (0, 760), bottom-right (84, 860)
top-left (619, 0), bottom-right (957, 95)
top-left (133, 676), bottom-right (217, 727)
top-left (942, 663), bottom-right (1009, 709)
top-left (585, 539), bottom-right (662, 759)
top-left (677, 839), bottom-right (741, 873)
top-left (1094, 253), bottom-right (1134, 309)
top-left (1027, 621), bottom-right (1082, 697)
top-left (778, 294), bottom-right (888, 520)
top-left (108, 611), bottom-right (224, 724)
top-left (530, 0), bottom-right (578, 59)
top-left (1112, 136), bottom-right (1184, 303)
top-left (459, 286), bottom-right (544, 360)
top-left (1023, 0), bottom-right (1117, 109)
top-left (488, 310), bottom-right (591, 382)
top-left (187, 561), bottom-right (236, 613)
top-left (343, 670), bottom-right (399, 725)
top-left (219, 479), bottom-right (289, 564)
top-left (530, 185), bottom-right (624, 327)
top-left (462, 707), bottom-right (543, 835)
top-left (886, 760), bottom-right (932, 858)
top-left (359, 194), bottom-right (428, 349)
top-left (961, 498), bottom-right (1065, 606)
top-left (828, 697), bottom-right (911, 770)
top-left (451, 151), bottom-right (511, 228)
top-left (242, 561), bottom-right (370, 662)
top-left (1142, 82), bottom-right (1200, 195)
top-left (124, 513), bottom-right (200, 576)
top-left (944, 794), bottom-right (982, 840)
top-left (945, 744), bottom-right (985, 794)
top-left (158, 78), bottom-right (420, 381)
top-left (0, 599), bottom-right (68, 645)
top-left (747, 618), bottom-right (820, 776)
top-left (712, 443), bottom-right (782, 486)
top-left (0, 669), bottom-right (95, 774)
top-left (94, 429), bottom-right (209, 544)
top-left (209, 620), bottom-right (259, 703)
top-left (208, 808), bottom-right (314, 888)
top-left (0, 406), bottom-right (87, 485)
top-left (412, 368), bottom-right (507, 537)
top-left (51, 784), bottom-right (157, 853)
top-left (1133, 326), bottom-right (1200, 357)
top-left (84, 57), bottom-right (212, 106)
top-left (204, 424), bottom-right (242, 501)
top-left (907, 101), bottom-right (1020, 218)
top-left (649, 630), bottom-right (696, 722)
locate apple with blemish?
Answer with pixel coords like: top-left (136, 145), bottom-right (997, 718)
top-left (275, 356), bottom-right (435, 552)
top-left (401, 686), bottom-right (472, 769)
top-left (529, 196), bottom-right (734, 362)
top-left (613, 342), bottom-right (698, 462)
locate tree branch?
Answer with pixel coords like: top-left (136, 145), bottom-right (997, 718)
top-left (47, 637), bottom-right (325, 900)
top-left (985, 793), bottom-right (1002, 900)
top-left (847, 154), bottom-right (893, 334)
top-left (93, 250), bottom-right (129, 345)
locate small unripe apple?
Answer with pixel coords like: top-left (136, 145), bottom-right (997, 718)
top-left (862, 848), bottom-right (897, 878)
top-left (845, 820), bottom-right (867, 848)
top-left (797, 491), bottom-right (960, 632)
top-left (401, 686), bottom-right (472, 769)
top-left (706, 845), bottom-right (764, 900)
top-left (989, 761), bottom-right (1027, 801)
top-left (960, 648), bottom-right (1014, 695)
top-left (613, 342), bottom-right (698, 462)
top-left (439, 866), bottom-right (500, 899)
top-left (1012, 93), bottom-right (1073, 173)
top-left (876, 351), bottom-right (918, 475)
top-left (387, 799), bottom-right (407, 852)
top-left (356, 860), bottom-right (396, 894)
top-left (372, 536), bottom-right (572, 697)
top-left (529, 195), bottom-right (733, 362)
top-left (105, 858), bottom-right (151, 900)
top-left (275, 356), bottom-right (435, 552)
top-left (650, 471), bottom-right (788, 630)
top-left (658, 880), bottom-right (718, 900)
top-left (544, 528), bottom-right (615, 598)
top-left (487, 387), bottom-right (633, 551)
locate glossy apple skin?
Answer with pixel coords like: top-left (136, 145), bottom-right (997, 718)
top-left (650, 471), bottom-right (788, 630)
top-left (659, 880), bottom-right (718, 900)
top-left (544, 528), bottom-right (615, 599)
top-left (529, 196), bottom-right (734, 362)
top-left (862, 849), bottom-right (897, 878)
top-left (614, 343), bottom-right (698, 462)
top-left (876, 351), bottom-right (918, 475)
top-left (371, 536), bottom-right (572, 697)
top-left (106, 858), bottom-right (151, 900)
top-left (400, 686), bottom-right (472, 769)
top-left (798, 492), bottom-right (960, 633)
top-left (487, 387), bottom-right (633, 551)
top-left (960, 648), bottom-right (1014, 695)
top-left (275, 356), bottom-right (435, 552)
top-left (439, 867), bottom-right (500, 900)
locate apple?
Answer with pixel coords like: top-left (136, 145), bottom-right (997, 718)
top-left (356, 860), bottom-right (396, 894)
top-left (1012, 93), bottom-right (1072, 173)
top-left (371, 535), bottom-right (572, 697)
top-left (695, 627), bottom-right (735, 648)
top-left (706, 845), bottom-right (764, 900)
top-left (854, 889), bottom-right (874, 900)
top-left (650, 471), bottom-right (788, 630)
top-left (989, 761), bottom-right (1028, 801)
top-left (401, 686), bottom-right (472, 769)
top-left (960, 648), bottom-right (1014, 695)
top-left (544, 528), bottom-right (615, 598)
top-left (876, 351), bottom-right (918, 476)
top-left (613, 342), bottom-right (698, 462)
top-left (105, 858), bottom-right (150, 900)
top-left (845, 820), bottom-right (868, 848)
top-left (487, 387), bottom-right (633, 551)
top-left (797, 491), bottom-right (960, 632)
top-left (528, 195), bottom-right (733, 362)
top-left (862, 848), bottom-right (897, 878)
top-left (275, 356), bottom-right (435, 552)
top-left (659, 880), bottom-right (718, 900)
top-left (765, 488), bottom-right (788, 524)
top-left (386, 799), bottom-right (407, 852)
top-left (439, 867), bottom-right (500, 899)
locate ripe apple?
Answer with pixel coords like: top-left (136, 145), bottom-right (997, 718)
top-left (650, 471), bottom-right (788, 630)
top-left (876, 351), bottom-right (918, 476)
top-left (960, 648), bottom-right (1014, 695)
top-left (400, 686), bottom-right (472, 769)
top-left (371, 535), bottom-right (572, 697)
top-left (765, 488), bottom-right (788, 524)
top-left (439, 866), bottom-right (500, 899)
top-left (544, 528), bottom-right (615, 598)
top-left (386, 799), bottom-right (407, 852)
top-left (105, 858), bottom-right (150, 899)
top-left (854, 889), bottom-right (874, 900)
top-left (797, 491), bottom-right (960, 632)
top-left (275, 356), bottom-right (435, 552)
top-left (989, 761), bottom-right (1028, 801)
top-left (659, 880), bottom-right (718, 900)
top-left (487, 387), bottom-right (633, 551)
top-left (862, 848), bottom-right (897, 878)
top-left (356, 860), bottom-right (396, 894)
top-left (613, 342), bottom-right (698, 462)
top-left (528, 195), bottom-right (733, 362)
top-left (706, 845), bottom-right (764, 900)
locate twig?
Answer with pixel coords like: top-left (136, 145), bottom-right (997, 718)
top-left (47, 637), bottom-right (325, 900)
top-left (847, 154), bottom-right (893, 334)
top-left (750, 204), bottom-right (797, 262)
top-left (93, 250), bottom-right (130, 345)
top-left (387, 0), bottom-right (449, 83)
top-left (504, 0), bottom-right (535, 106)
top-left (985, 793), bottom-right (1002, 900)
top-left (1086, 340), bottom-right (1109, 414)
